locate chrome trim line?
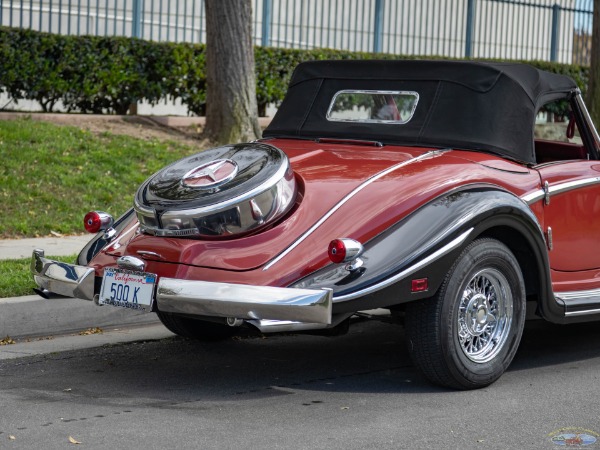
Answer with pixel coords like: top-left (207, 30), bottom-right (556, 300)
top-left (137, 250), bottom-right (165, 260)
top-left (263, 150), bottom-right (449, 271)
top-left (156, 279), bottom-right (333, 324)
top-left (246, 314), bottom-right (351, 333)
top-left (556, 288), bottom-right (600, 317)
top-left (31, 249), bottom-right (95, 300)
top-left (555, 288), bottom-right (600, 302)
top-left (521, 189), bottom-right (544, 205)
top-left (332, 228), bottom-right (474, 302)
top-left (565, 308), bottom-right (600, 317)
top-left (521, 177), bottom-right (600, 205)
top-left (548, 177), bottom-right (600, 196)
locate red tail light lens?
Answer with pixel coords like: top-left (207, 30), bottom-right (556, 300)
top-left (84, 211), bottom-right (114, 233)
top-left (328, 239), bottom-right (347, 264)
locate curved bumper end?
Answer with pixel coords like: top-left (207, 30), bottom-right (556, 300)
top-left (156, 278), bottom-right (333, 325)
top-left (30, 249), bottom-right (95, 300)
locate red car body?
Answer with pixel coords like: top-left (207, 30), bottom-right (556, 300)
top-left (32, 60), bottom-right (600, 389)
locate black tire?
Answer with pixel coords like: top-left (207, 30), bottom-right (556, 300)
top-left (405, 238), bottom-right (526, 390)
top-left (156, 311), bottom-right (237, 341)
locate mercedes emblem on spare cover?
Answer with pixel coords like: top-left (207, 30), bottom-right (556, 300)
top-left (181, 159), bottom-right (239, 189)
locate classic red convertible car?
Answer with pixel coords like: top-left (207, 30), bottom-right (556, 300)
top-left (31, 60), bottom-right (600, 389)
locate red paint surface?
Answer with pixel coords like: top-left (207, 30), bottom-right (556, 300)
top-left (89, 139), bottom-right (600, 294)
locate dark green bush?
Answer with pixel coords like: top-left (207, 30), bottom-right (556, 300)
top-left (0, 26), bottom-right (590, 116)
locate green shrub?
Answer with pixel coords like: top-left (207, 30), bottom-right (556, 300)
top-left (0, 26), bottom-right (590, 116)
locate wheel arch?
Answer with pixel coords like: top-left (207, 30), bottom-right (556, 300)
top-left (322, 185), bottom-right (559, 319)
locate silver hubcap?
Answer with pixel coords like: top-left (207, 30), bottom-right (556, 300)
top-left (457, 268), bottom-right (513, 363)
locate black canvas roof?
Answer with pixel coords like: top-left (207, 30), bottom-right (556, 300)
top-left (263, 60), bottom-right (578, 164)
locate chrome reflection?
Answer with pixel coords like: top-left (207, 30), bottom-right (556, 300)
top-left (31, 249), bottom-right (95, 300)
top-left (521, 177), bottom-right (600, 205)
top-left (156, 279), bottom-right (333, 325)
top-left (135, 143), bottom-right (298, 239)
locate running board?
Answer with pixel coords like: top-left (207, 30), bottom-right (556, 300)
top-left (555, 289), bottom-right (600, 317)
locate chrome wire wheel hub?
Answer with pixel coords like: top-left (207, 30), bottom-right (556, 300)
top-left (457, 268), bottom-right (513, 363)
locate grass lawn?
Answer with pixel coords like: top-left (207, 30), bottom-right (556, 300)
top-left (0, 255), bottom-right (77, 298)
top-left (0, 117), bottom-right (202, 238)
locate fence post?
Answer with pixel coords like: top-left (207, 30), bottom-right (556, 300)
top-left (373, 0), bottom-right (384, 53)
top-left (132, 0), bottom-right (142, 38)
top-left (262, 0), bottom-right (272, 47)
top-left (550, 3), bottom-right (560, 62)
top-left (465, 0), bottom-right (475, 57)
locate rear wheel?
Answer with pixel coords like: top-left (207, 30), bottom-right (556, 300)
top-left (156, 311), bottom-right (237, 341)
top-left (405, 238), bottom-right (526, 389)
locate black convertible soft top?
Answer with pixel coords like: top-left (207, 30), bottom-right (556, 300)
top-left (263, 60), bottom-right (577, 164)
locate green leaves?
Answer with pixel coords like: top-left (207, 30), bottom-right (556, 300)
top-left (0, 26), bottom-right (591, 117)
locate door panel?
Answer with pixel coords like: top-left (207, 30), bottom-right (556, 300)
top-left (537, 161), bottom-right (600, 272)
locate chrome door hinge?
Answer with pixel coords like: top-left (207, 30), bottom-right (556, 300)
top-left (544, 181), bottom-right (550, 205)
top-left (546, 226), bottom-right (553, 250)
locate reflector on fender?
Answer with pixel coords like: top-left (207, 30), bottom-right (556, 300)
top-left (411, 278), bottom-right (429, 293)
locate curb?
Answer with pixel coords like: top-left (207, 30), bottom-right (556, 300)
top-left (0, 323), bottom-right (173, 360)
top-left (0, 295), bottom-right (159, 339)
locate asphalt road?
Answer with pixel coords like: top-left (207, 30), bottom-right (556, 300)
top-left (1, 318), bottom-right (600, 450)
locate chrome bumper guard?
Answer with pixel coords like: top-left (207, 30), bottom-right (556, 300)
top-left (31, 249), bottom-right (95, 300)
top-left (31, 250), bottom-right (333, 325)
top-left (156, 278), bottom-right (333, 325)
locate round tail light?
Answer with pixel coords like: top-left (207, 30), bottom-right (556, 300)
top-left (328, 238), bottom-right (364, 264)
top-left (328, 239), bottom-right (347, 264)
top-left (84, 211), bottom-right (114, 233)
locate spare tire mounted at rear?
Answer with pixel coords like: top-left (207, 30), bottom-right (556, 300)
top-left (134, 143), bottom-right (298, 238)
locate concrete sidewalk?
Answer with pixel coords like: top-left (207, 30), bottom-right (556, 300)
top-left (0, 234), bottom-right (91, 260)
top-left (0, 235), bottom-right (160, 340)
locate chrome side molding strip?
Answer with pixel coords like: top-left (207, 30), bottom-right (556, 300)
top-left (522, 177), bottom-right (600, 205)
top-left (556, 288), bottom-right (600, 317)
top-left (263, 150), bottom-right (450, 271)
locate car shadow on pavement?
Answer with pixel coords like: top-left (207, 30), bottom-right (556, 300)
top-left (3, 318), bottom-right (600, 405)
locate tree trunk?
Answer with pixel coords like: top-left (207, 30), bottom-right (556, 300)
top-left (587, 0), bottom-right (600, 127)
top-left (204, 0), bottom-right (261, 144)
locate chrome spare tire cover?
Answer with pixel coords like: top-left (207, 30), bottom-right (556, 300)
top-left (134, 143), bottom-right (297, 238)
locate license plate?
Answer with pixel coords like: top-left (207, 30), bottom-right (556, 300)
top-left (99, 268), bottom-right (156, 312)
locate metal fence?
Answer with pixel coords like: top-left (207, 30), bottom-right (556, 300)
top-left (0, 0), bottom-right (594, 64)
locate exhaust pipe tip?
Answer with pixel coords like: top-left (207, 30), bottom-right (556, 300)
top-left (33, 288), bottom-right (65, 299)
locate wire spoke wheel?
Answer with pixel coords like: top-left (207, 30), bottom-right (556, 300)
top-left (405, 238), bottom-right (526, 390)
top-left (457, 269), bottom-right (513, 363)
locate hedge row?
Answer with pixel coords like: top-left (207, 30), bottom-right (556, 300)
top-left (0, 26), bottom-right (591, 116)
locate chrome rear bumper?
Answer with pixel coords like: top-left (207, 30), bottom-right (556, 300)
top-left (31, 250), bottom-right (333, 324)
top-left (31, 249), bottom-right (95, 300)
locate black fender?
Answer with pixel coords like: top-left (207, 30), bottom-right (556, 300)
top-left (76, 208), bottom-right (136, 265)
top-left (292, 185), bottom-right (557, 319)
